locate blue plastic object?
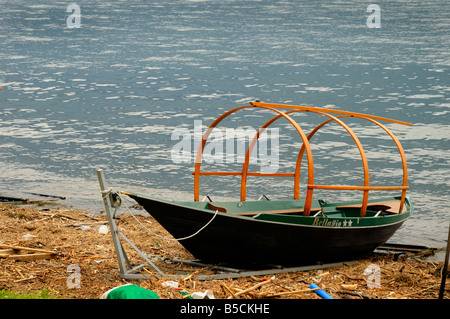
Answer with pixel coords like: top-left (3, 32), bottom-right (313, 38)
top-left (310, 283), bottom-right (333, 299)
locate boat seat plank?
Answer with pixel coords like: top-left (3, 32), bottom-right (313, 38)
top-left (336, 200), bottom-right (406, 214)
top-left (230, 207), bottom-right (321, 216)
top-left (208, 202), bottom-right (320, 216)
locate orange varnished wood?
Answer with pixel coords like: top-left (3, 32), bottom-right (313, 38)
top-left (193, 102), bottom-right (410, 218)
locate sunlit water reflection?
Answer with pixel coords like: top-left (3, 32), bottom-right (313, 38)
top-left (0, 0), bottom-right (448, 250)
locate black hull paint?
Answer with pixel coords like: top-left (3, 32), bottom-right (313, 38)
top-left (129, 195), bottom-right (406, 268)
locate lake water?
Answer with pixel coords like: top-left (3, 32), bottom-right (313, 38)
top-left (0, 0), bottom-right (449, 249)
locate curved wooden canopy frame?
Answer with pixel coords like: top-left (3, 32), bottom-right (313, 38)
top-left (193, 104), bottom-right (315, 215)
top-left (193, 102), bottom-right (410, 217)
top-left (293, 114), bottom-right (409, 217)
top-left (242, 110), bottom-right (370, 215)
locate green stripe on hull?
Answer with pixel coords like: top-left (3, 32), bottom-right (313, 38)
top-left (173, 196), bottom-right (412, 229)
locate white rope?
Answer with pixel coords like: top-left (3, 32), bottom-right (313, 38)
top-left (101, 188), bottom-right (122, 208)
top-left (104, 188), bottom-right (219, 241)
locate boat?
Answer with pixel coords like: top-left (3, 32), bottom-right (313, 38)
top-left (123, 101), bottom-right (413, 268)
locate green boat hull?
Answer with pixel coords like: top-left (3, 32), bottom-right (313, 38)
top-left (125, 192), bottom-right (411, 267)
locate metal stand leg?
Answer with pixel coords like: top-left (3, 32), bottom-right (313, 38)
top-left (96, 169), bottom-right (357, 282)
top-left (97, 169), bottom-right (165, 279)
top-left (439, 222), bottom-right (450, 299)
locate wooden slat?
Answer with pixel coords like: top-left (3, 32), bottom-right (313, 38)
top-left (336, 200), bottom-right (407, 214)
top-left (0, 249), bottom-right (17, 258)
top-left (308, 185), bottom-right (409, 191)
top-left (0, 244), bottom-right (56, 255)
top-left (230, 207), bottom-right (321, 216)
top-left (250, 101), bottom-right (413, 127)
top-left (207, 202), bottom-right (228, 213)
top-left (7, 253), bottom-right (53, 261)
top-left (193, 171), bottom-right (295, 177)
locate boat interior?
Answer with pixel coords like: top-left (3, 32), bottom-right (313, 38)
top-left (177, 196), bottom-right (409, 221)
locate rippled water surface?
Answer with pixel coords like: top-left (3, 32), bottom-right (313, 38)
top-left (0, 0), bottom-right (449, 248)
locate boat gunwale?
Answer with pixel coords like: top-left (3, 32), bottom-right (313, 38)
top-left (122, 191), bottom-right (411, 229)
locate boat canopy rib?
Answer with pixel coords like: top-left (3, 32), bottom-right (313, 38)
top-left (193, 102), bottom-right (410, 217)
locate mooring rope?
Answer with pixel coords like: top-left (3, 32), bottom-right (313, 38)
top-left (102, 188), bottom-right (219, 241)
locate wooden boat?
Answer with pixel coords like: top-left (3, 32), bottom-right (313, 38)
top-left (124, 101), bottom-right (413, 267)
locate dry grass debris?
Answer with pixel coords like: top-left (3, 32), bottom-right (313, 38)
top-left (0, 203), bottom-right (447, 299)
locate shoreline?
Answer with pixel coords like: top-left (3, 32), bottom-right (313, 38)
top-left (2, 180), bottom-right (448, 250)
top-left (0, 201), bottom-right (448, 299)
